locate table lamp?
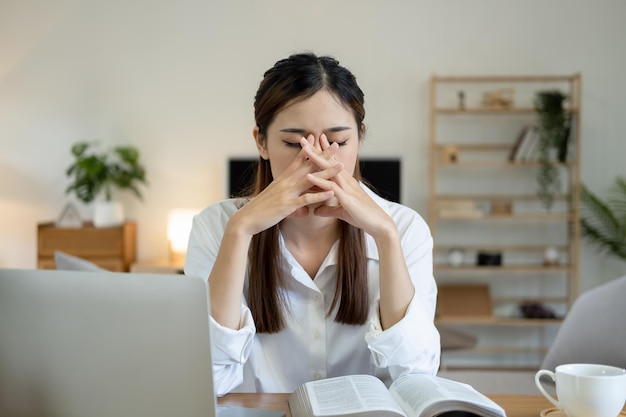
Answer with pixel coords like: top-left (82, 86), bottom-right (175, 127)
top-left (167, 209), bottom-right (197, 265)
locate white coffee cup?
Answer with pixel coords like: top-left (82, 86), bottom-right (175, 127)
top-left (535, 363), bottom-right (626, 417)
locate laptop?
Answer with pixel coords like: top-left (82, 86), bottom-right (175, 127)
top-left (0, 268), bottom-right (285, 417)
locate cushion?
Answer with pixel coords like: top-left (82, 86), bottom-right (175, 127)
top-left (437, 325), bottom-right (478, 350)
top-left (541, 275), bottom-right (626, 371)
top-left (54, 251), bottom-right (106, 272)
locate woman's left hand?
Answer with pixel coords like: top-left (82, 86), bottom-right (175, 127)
top-left (300, 135), bottom-right (396, 239)
top-left (303, 135), bottom-right (416, 331)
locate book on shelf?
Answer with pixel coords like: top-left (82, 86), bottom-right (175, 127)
top-left (288, 374), bottom-right (506, 417)
top-left (520, 127), bottom-right (539, 162)
top-left (509, 125), bottom-right (538, 162)
top-left (508, 125), bottom-right (530, 161)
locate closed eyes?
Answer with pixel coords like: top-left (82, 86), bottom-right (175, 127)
top-left (283, 139), bottom-right (348, 148)
top-left (283, 141), bottom-right (302, 148)
top-left (283, 139), bottom-right (348, 149)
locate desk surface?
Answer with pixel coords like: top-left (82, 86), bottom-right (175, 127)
top-left (219, 393), bottom-right (555, 417)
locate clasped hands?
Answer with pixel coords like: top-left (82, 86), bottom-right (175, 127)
top-left (233, 133), bottom-right (395, 239)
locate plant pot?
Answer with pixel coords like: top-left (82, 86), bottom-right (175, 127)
top-left (93, 201), bottom-right (124, 228)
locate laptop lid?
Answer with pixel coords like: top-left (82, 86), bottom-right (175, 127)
top-left (0, 268), bottom-right (217, 417)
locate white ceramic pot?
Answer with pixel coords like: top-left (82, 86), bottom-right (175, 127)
top-left (93, 201), bottom-right (124, 227)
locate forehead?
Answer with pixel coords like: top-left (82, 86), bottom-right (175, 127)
top-left (270, 90), bottom-right (356, 129)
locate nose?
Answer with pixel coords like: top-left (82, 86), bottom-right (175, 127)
top-left (307, 133), bottom-right (323, 150)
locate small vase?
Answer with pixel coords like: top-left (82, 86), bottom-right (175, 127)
top-left (93, 201), bottom-right (124, 228)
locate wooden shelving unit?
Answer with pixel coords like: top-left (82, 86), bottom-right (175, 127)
top-left (428, 74), bottom-right (581, 369)
top-left (37, 221), bottom-right (137, 272)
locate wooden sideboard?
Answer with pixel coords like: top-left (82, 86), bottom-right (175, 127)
top-left (37, 221), bottom-right (136, 272)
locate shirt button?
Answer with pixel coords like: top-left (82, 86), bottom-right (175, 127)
top-left (312, 372), bottom-right (322, 380)
top-left (313, 294), bottom-right (321, 302)
top-left (313, 330), bottom-right (321, 339)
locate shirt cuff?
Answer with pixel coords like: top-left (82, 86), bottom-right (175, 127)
top-left (365, 295), bottom-right (440, 371)
top-left (210, 305), bottom-right (256, 365)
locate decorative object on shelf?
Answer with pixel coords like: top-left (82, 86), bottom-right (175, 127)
top-left (476, 251), bottom-right (502, 266)
top-left (491, 200), bottom-right (512, 216)
top-left (481, 88), bottom-right (514, 109)
top-left (55, 202), bottom-right (82, 228)
top-left (534, 90), bottom-right (569, 210)
top-left (580, 176), bottom-right (626, 262)
top-left (440, 145), bottom-right (459, 164)
top-left (65, 141), bottom-right (148, 227)
top-left (543, 246), bottom-right (560, 266)
top-left (446, 248), bottom-right (465, 267)
top-left (437, 200), bottom-right (484, 219)
top-left (519, 301), bottom-right (557, 319)
top-left (457, 90), bottom-right (465, 110)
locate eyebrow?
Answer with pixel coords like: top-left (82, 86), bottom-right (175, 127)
top-left (279, 126), bottom-right (352, 134)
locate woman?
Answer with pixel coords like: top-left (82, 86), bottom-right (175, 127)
top-left (185, 52), bottom-right (440, 395)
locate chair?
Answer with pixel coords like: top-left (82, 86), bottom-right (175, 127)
top-left (541, 275), bottom-right (626, 371)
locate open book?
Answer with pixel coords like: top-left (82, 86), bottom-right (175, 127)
top-left (288, 374), bottom-right (506, 417)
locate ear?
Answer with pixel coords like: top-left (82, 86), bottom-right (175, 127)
top-left (253, 127), bottom-right (269, 160)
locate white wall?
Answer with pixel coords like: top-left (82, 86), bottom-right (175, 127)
top-left (1, 0), bottom-right (625, 291)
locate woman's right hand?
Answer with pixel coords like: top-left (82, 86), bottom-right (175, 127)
top-left (229, 137), bottom-right (343, 237)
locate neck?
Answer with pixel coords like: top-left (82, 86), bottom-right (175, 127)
top-left (280, 215), bottom-right (340, 279)
top-left (280, 214), bottom-right (340, 248)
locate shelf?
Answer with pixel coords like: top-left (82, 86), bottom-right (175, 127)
top-left (435, 244), bottom-right (569, 253)
top-left (131, 258), bottom-right (185, 274)
top-left (37, 221), bottom-right (137, 272)
top-left (435, 143), bottom-right (513, 151)
top-left (492, 296), bottom-right (568, 304)
top-left (436, 213), bottom-right (575, 221)
top-left (439, 365), bottom-right (542, 372)
top-left (436, 160), bottom-right (577, 168)
top-left (435, 194), bottom-right (570, 202)
top-left (432, 74), bottom-right (580, 83)
top-left (434, 265), bottom-right (572, 273)
top-left (449, 346), bottom-right (549, 355)
top-left (434, 107), bottom-right (580, 115)
top-left (436, 317), bottom-right (563, 326)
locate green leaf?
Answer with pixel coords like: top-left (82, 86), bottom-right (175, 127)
top-left (64, 141), bottom-right (148, 203)
top-left (580, 179), bottom-right (626, 262)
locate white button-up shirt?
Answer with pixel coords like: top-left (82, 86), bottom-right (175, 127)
top-left (185, 186), bottom-right (440, 395)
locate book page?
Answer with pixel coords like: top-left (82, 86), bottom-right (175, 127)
top-left (389, 375), bottom-right (505, 417)
top-left (304, 375), bottom-right (406, 417)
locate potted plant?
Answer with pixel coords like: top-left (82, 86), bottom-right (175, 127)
top-left (65, 141), bottom-right (148, 227)
top-left (580, 177), bottom-right (626, 261)
top-left (534, 90), bottom-right (570, 210)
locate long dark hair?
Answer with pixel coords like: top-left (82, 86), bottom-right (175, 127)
top-left (248, 52), bottom-right (369, 334)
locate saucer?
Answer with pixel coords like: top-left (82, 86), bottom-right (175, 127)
top-left (540, 408), bottom-right (626, 417)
